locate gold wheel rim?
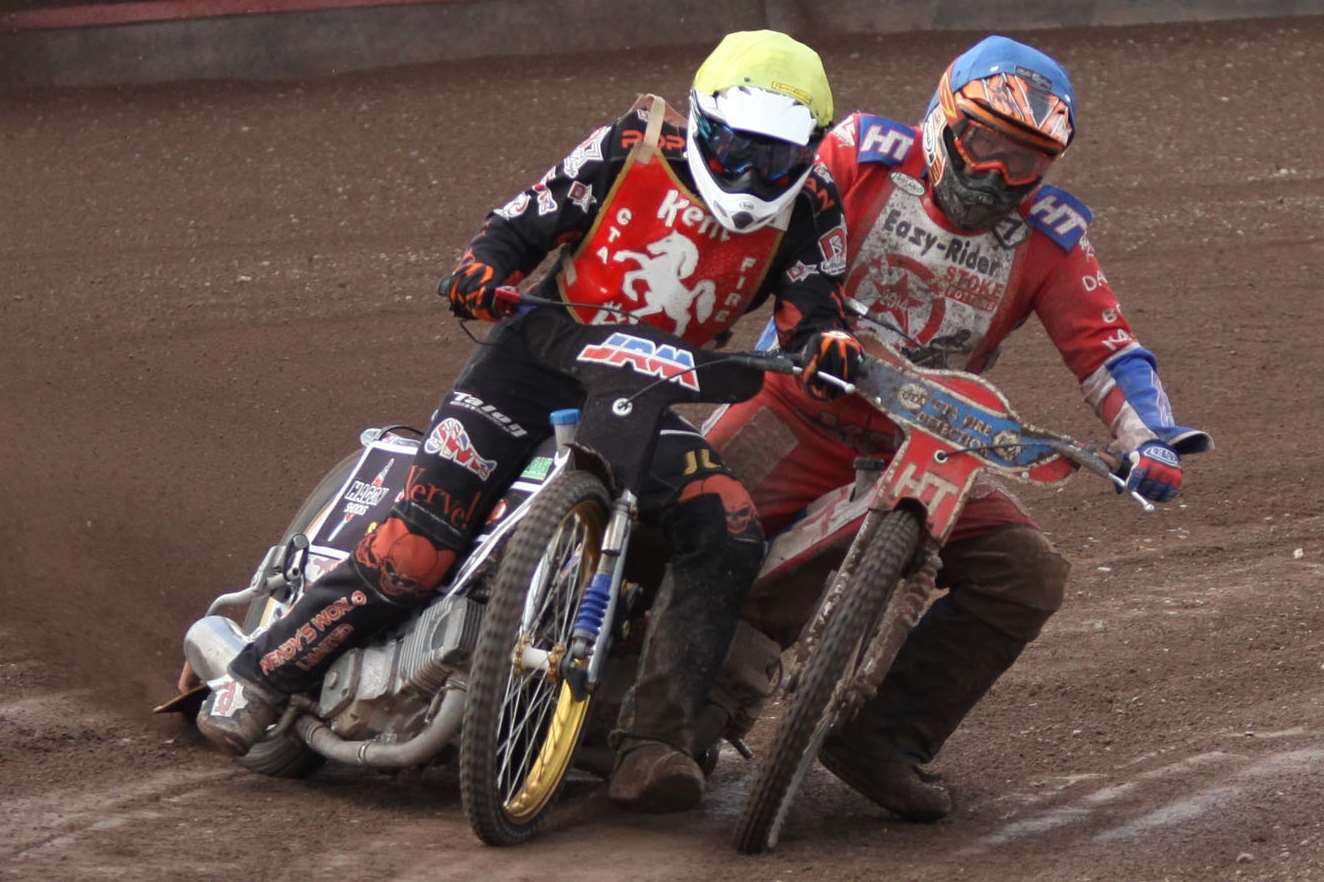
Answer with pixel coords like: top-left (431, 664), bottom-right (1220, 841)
top-left (503, 683), bottom-right (591, 822)
top-left (498, 496), bottom-right (604, 824)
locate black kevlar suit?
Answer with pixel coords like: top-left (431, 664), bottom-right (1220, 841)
top-left (229, 97), bottom-right (849, 759)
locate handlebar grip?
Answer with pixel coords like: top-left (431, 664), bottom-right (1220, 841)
top-left (802, 370), bottom-right (856, 396)
top-left (492, 285), bottom-right (523, 318)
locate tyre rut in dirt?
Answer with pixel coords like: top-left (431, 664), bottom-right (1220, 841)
top-left (734, 508), bottom-right (922, 854)
top-left (460, 470), bottom-right (609, 846)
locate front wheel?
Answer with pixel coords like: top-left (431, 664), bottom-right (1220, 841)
top-left (460, 470), bottom-right (610, 846)
top-left (734, 507), bottom-right (922, 854)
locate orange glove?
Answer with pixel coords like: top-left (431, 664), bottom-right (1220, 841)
top-left (440, 258), bottom-right (503, 321)
top-left (800, 330), bottom-right (862, 400)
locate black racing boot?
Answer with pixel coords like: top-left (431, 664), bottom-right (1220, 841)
top-left (818, 740), bottom-right (952, 822)
top-left (607, 740), bottom-right (706, 813)
top-left (609, 494), bottom-right (763, 811)
top-left (821, 593), bottom-right (1029, 821)
top-left (196, 668), bottom-right (286, 756)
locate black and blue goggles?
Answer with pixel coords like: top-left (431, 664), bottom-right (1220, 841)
top-left (694, 112), bottom-right (823, 184)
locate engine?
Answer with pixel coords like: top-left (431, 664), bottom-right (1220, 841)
top-left (315, 593), bottom-right (483, 739)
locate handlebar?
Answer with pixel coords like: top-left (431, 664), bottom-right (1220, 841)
top-left (723, 351), bottom-right (856, 396)
top-left (734, 351), bottom-right (1151, 513)
top-left (1025, 435), bottom-right (1153, 512)
top-left (491, 287), bottom-right (857, 395)
top-left (497, 286), bottom-right (1146, 510)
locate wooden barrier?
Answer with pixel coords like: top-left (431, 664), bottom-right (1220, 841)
top-left (3, 0), bottom-right (1319, 87)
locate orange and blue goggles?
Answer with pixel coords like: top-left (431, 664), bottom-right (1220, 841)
top-left (695, 113), bottom-right (821, 183)
top-left (949, 116), bottom-right (1058, 187)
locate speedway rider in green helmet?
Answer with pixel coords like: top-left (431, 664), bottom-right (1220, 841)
top-left (197, 30), bottom-right (862, 813)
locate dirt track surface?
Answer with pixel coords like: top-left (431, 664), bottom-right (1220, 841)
top-left (3, 16), bottom-right (1324, 881)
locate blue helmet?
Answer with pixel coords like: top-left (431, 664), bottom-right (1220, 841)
top-left (922, 36), bottom-right (1078, 231)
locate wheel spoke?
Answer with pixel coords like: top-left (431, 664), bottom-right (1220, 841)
top-left (496, 669), bottom-right (529, 795)
top-left (499, 679), bottom-right (558, 801)
top-left (529, 515), bottom-right (585, 643)
top-left (504, 684), bottom-right (560, 801)
top-left (527, 520), bottom-right (568, 629)
top-left (494, 516), bottom-right (595, 799)
top-left (556, 521), bottom-right (589, 638)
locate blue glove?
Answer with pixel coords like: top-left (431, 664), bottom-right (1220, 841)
top-left (1117, 440), bottom-right (1182, 502)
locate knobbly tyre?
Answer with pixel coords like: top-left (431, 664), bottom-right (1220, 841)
top-left (731, 308), bottom-right (1177, 854)
top-left (156, 288), bottom-right (820, 844)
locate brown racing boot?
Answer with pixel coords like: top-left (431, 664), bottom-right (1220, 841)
top-left (607, 741), bottom-right (705, 813)
top-left (818, 740), bottom-right (952, 822)
top-left (195, 670), bottom-right (286, 756)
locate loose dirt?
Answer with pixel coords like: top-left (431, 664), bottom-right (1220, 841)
top-left (2, 16), bottom-right (1322, 881)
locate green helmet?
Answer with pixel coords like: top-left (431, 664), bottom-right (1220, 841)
top-left (687, 31), bottom-right (833, 232)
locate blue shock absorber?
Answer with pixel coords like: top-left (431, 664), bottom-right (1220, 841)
top-left (572, 572), bottom-right (614, 643)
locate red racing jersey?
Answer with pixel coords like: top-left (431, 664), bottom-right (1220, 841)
top-left (817, 111), bottom-right (1207, 453)
top-left (460, 96), bottom-right (850, 353)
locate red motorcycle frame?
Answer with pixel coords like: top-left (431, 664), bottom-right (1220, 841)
top-left (734, 334), bottom-right (1150, 853)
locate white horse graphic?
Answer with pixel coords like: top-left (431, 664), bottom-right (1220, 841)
top-left (614, 231), bottom-right (716, 337)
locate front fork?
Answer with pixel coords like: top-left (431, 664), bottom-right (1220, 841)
top-left (786, 507), bottom-right (882, 691)
top-left (562, 489), bottom-right (637, 700)
top-left (842, 535), bottom-right (941, 718)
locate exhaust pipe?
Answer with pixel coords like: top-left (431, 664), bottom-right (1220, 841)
top-left (295, 678), bottom-right (466, 769)
top-left (183, 615), bottom-right (246, 682)
top-left (186, 615), bottom-right (466, 770)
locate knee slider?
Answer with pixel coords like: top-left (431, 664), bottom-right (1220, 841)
top-left (999, 526), bottom-right (1070, 613)
top-left (673, 473), bottom-right (764, 546)
top-left (352, 516), bottom-right (457, 604)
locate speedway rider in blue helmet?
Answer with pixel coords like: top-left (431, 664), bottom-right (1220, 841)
top-left (704, 35), bottom-right (1212, 821)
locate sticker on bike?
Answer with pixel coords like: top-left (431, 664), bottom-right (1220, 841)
top-left (577, 331), bottom-right (700, 391)
top-left (309, 446), bottom-right (412, 555)
top-left (425, 418), bottom-right (498, 481)
top-left (325, 459), bottom-right (394, 543)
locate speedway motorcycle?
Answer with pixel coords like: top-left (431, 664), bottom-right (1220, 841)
top-left (158, 291), bottom-right (825, 845)
top-left (731, 303), bottom-right (1191, 853)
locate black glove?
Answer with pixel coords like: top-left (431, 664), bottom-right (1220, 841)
top-left (799, 330), bottom-right (862, 400)
top-left (439, 258), bottom-right (502, 322)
